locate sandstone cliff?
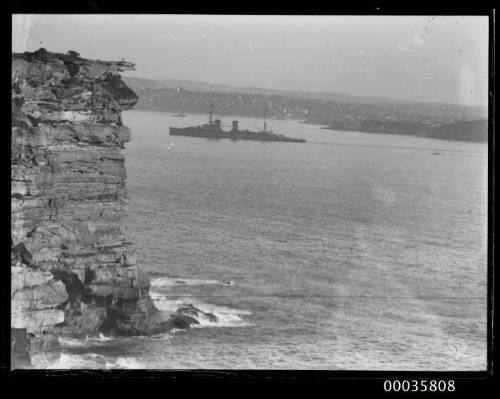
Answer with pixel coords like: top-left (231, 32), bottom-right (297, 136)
top-left (11, 49), bottom-right (178, 368)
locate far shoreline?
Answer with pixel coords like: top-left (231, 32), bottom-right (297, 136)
top-left (124, 109), bottom-right (488, 145)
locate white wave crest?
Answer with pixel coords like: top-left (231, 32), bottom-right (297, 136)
top-left (150, 276), bottom-right (234, 288)
top-left (44, 353), bottom-right (145, 369)
top-left (59, 333), bottom-right (115, 349)
top-left (59, 337), bottom-right (88, 348)
top-left (151, 295), bottom-right (252, 328)
top-left (97, 332), bottom-right (114, 341)
top-left (105, 357), bottom-right (145, 369)
top-left (42, 353), bottom-right (103, 369)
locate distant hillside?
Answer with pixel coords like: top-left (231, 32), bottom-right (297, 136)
top-left (322, 119), bottom-right (488, 143)
top-left (124, 77), bottom-right (234, 92)
top-left (123, 76), bottom-right (488, 142)
top-left (425, 120), bottom-right (488, 142)
top-left (122, 77), bottom-right (172, 90)
top-left (124, 77), bottom-right (487, 111)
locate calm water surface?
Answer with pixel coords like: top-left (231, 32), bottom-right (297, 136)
top-left (50, 110), bottom-right (488, 370)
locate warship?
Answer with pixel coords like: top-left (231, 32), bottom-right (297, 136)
top-left (169, 104), bottom-right (306, 143)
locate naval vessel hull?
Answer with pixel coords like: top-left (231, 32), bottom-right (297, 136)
top-left (169, 127), bottom-right (306, 143)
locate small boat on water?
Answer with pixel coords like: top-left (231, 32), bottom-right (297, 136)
top-left (172, 111), bottom-right (186, 117)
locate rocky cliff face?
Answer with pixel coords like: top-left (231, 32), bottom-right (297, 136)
top-left (11, 49), bottom-right (175, 368)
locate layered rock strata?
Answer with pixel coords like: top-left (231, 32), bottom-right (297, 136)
top-left (11, 49), bottom-right (177, 368)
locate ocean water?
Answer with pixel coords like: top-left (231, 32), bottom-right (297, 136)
top-left (45, 110), bottom-right (488, 370)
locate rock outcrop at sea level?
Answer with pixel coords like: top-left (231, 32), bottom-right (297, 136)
top-left (11, 49), bottom-right (186, 368)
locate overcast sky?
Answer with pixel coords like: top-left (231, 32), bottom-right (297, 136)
top-left (12, 14), bottom-right (489, 106)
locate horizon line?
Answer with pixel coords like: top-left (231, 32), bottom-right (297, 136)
top-left (124, 75), bottom-right (489, 109)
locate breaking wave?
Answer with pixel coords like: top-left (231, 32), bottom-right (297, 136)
top-left (150, 276), bottom-right (234, 287)
top-left (150, 290), bottom-right (252, 328)
top-left (36, 353), bottom-right (146, 369)
top-left (59, 333), bottom-right (115, 348)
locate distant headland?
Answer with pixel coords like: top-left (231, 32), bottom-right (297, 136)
top-left (124, 77), bottom-right (488, 143)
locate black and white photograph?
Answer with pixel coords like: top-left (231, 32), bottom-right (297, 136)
top-left (10, 13), bottom-right (491, 374)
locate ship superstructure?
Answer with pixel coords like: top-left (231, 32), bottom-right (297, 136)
top-left (169, 104), bottom-right (306, 143)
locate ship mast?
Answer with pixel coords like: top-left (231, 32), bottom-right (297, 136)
top-left (209, 102), bottom-right (214, 124)
top-left (263, 105), bottom-right (267, 132)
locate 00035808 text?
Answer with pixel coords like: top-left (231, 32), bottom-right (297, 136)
top-left (383, 380), bottom-right (455, 392)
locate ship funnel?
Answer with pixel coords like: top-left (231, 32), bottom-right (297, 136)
top-left (232, 120), bottom-right (239, 131)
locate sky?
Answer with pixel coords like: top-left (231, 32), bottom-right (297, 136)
top-left (12, 14), bottom-right (489, 106)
